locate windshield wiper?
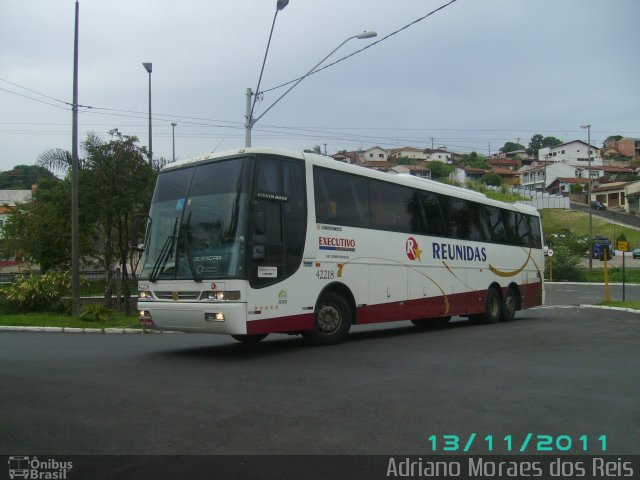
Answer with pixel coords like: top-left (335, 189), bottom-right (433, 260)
top-left (149, 217), bottom-right (179, 282)
top-left (181, 211), bottom-right (202, 282)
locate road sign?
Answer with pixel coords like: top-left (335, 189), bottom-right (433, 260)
top-left (618, 241), bottom-right (629, 252)
top-left (547, 249), bottom-right (554, 257)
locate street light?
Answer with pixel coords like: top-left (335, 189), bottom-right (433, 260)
top-left (580, 124), bottom-right (592, 275)
top-left (245, 30), bottom-right (378, 147)
top-left (142, 62), bottom-right (153, 164)
top-left (171, 122), bottom-right (177, 162)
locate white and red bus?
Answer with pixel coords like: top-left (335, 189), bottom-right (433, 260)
top-left (137, 147), bottom-right (544, 345)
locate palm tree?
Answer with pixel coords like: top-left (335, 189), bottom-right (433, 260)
top-left (37, 132), bottom-right (103, 173)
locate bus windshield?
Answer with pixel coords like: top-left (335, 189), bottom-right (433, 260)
top-left (139, 157), bottom-right (251, 281)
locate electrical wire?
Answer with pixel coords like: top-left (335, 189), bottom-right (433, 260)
top-left (259, 0), bottom-right (459, 95)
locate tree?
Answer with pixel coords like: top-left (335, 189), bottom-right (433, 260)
top-left (426, 161), bottom-right (452, 179)
top-left (603, 135), bottom-right (623, 147)
top-left (0, 178), bottom-right (96, 271)
top-left (304, 145), bottom-right (322, 154)
top-left (528, 134), bottom-right (562, 158)
top-left (396, 156), bottom-right (416, 166)
top-left (0, 165), bottom-right (57, 189)
top-left (81, 130), bottom-right (155, 313)
top-left (481, 172), bottom-right (502, 186)
top-left (34, 130), bottom-right (155, 313)
top-left (499, 142), bottom-right (525, 154)
top-left (457, 152), bottom-right (488, 169)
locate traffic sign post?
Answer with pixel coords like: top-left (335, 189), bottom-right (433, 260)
top-left (547, 249), bottom-right (554, 283)
top-left (602, 248), bottom-right (610, 302)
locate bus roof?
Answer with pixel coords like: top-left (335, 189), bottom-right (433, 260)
top-left (163, 147), bottom-right (539, 217)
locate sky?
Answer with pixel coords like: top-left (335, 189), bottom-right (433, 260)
top-left (1, 0), bottom-right (639, 173)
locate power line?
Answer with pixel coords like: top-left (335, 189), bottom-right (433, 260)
top-left (260, 0), bottom-right (459, 95)
top-left (0, 77), bottom-right (71, 106)
top-left (0, 87), bottom-right (70, 111)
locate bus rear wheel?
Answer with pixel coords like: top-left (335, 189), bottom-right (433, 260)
top-left (302, 291), bottom-right (352, 345)
top-left (501, 287), bottom-right (518, 322)
top-left (470, 286), bottom-right (502, 324)
top-left (231, 334), bottom-right (268, 344)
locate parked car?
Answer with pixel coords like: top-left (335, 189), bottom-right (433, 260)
top-left (591, 200), bottom-right (606, 210)
top-left (591, 236), bottom-right (615, 258)
top-left (633, 248), bottom-right (640, 259)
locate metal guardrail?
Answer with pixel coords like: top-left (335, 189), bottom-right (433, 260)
top-left (0, 271), bottom-right (132, 285)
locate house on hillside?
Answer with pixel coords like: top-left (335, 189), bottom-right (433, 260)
top-left (389, 147), bottom-right (427, 161)
top-left (0, 189), bottom-right (33, 272)
top-left (487, 158), bottom-right (521, 171)
top-left (519, 162), bottom-right (577, 191)
top-left (331, 152), bottom-right (357, 164)
top-left (390, 165), bottom-right (431, 179)
top-left (360, 146), bottom-right (389, 163)
top-left (546, 177), bottom-right (590, 196)
top-left (625, 181), bottom-right (640, 214)
top-left (449, 167), bottom-right (487, 186)
top-left (538, 140), bottom-right (602, 167)
top-left (424, 148), bottom-right (452, 164)
top-left (604, 137), bottom-right (640, 158)
top-left (490, 168), bottom-right (519, 186)
top-left (591, 182), bottom-right (634, 209)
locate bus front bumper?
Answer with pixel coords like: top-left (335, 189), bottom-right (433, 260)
top-left (138, 301), bottom-right (248, 335)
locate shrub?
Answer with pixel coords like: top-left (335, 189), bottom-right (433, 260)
top-left (0, 271), bottom-right (73, 312)
top-left (546, 244), bottom-right (584, 281)
top-left (80, 304), bottom-right (113, 323)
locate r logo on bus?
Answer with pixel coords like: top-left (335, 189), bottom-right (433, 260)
top-left (406, 237), bottom-right (422, 262)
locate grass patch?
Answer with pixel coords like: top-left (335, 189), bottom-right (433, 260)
top-left (540, 208), bottom-right (640, 249)
top-left (600, 300), bottom-right (640, 310)
top-left (586, 268), bottom-right (640, 283)
top-left (485, 191), bottom-right (528, 203)
top-left (0, 312), bottom-right (140, 329)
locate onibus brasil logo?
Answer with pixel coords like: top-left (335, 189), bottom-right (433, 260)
top-left (406, 237), bottom-right (423, 262)
top-left (8, 456), bottom-right (73, 479)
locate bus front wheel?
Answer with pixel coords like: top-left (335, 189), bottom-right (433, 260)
top-left (231, 334), bottom-right (268, 344)
top-left (303, 291), bottom-right (352, 345)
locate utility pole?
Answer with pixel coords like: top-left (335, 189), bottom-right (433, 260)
top-left (71, 0), bottom-right (80, 317)
top-left (171, 122), bottom-right (177, 162)
top-left (323, 143), bottom-right (327, 155)
top-left (245, 88), bottom-right (253, 147)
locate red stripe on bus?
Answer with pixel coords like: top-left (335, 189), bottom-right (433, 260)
top-left (246, 281), bottom-right (542, 334)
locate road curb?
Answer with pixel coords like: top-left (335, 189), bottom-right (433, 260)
top-left (1, 304), bottom-right (638, 334)
top-left (0, 325), bottom-right (183, 334)
top-left (578, 304), bottom-right (640, 315)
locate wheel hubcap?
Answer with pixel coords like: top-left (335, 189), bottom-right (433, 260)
top-left (317, 304), bottom-right (341, 334)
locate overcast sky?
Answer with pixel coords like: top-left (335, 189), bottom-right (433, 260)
top-left (1, 0), bottom-right (638, 172)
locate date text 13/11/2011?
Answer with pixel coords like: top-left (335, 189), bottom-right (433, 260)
top-left (427, 434), bottom-right (607, 453)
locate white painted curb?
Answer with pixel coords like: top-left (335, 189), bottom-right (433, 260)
top-left (0, 325), bottom-right (183, 333)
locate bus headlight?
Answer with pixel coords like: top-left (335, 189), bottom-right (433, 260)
top-left (138, 290), bottom-right (154, 301)
top-left (200, 291), bottom-right (240, 302)
top-left (205, 312), bottom-right (225, 322)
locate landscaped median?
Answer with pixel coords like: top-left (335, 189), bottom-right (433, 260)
top-left (0, 312), bottom-right (151, 333)
top-left (598, 300), bottom-right (640, 311)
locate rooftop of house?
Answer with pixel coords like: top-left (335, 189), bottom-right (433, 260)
top-left (591, 181), bottom-right (634, 193)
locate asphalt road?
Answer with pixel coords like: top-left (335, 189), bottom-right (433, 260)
top-left (545, 282), bottom-right (640, 305)
top-left (571, 201), bottom-right (640, 230)
top-left (1, 297), bottom-right (639, 458)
